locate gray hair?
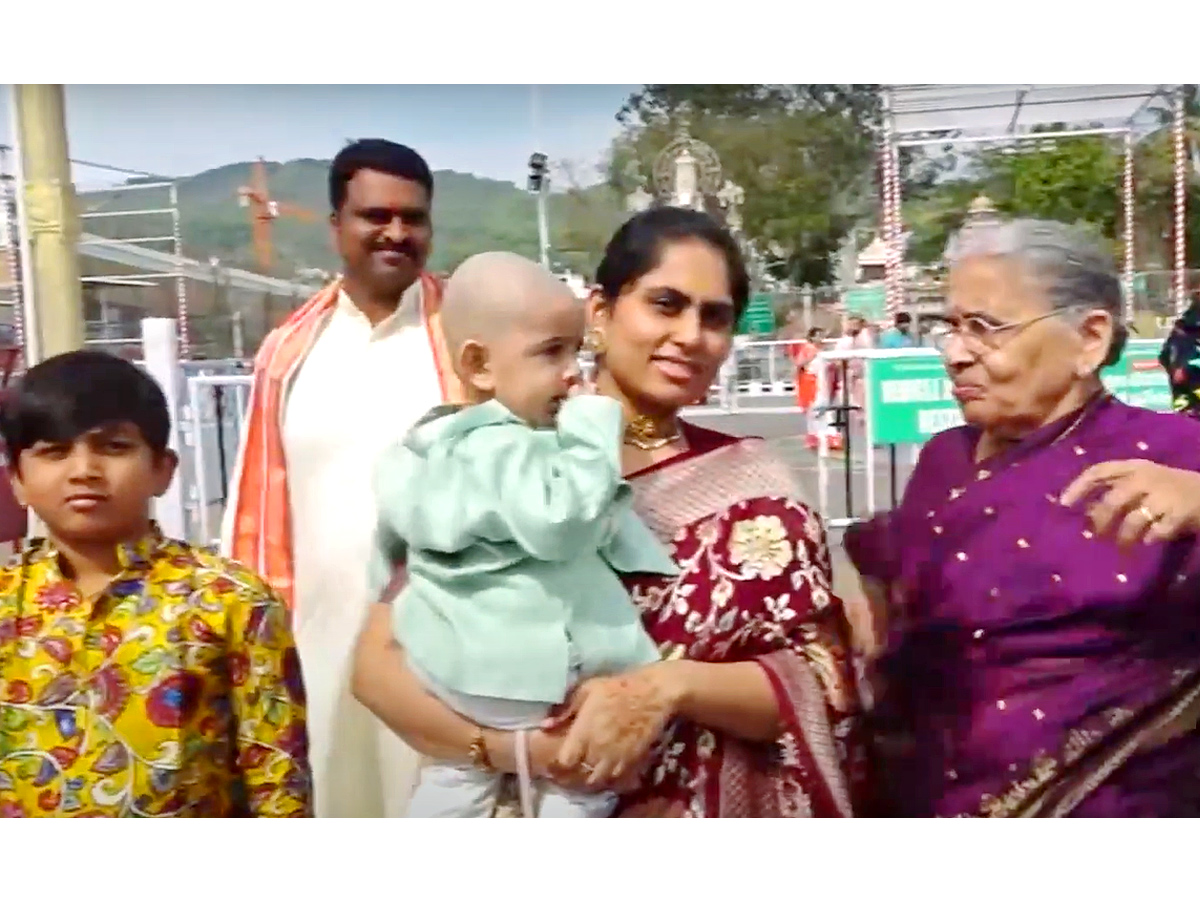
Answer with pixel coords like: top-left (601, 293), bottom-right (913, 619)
top-left (945, 217), bottom-right (1126, 365)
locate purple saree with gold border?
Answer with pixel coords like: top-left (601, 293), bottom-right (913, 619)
top-left (846, 394), bottom-right (1200, 817)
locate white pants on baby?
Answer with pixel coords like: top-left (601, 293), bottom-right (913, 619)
top-left (406, 654), bottom-right (616, 819)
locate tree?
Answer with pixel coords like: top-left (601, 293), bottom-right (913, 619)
top-left (979, 135), bottom-right (1121, 236)
top-left (901, 108), bottom-right (1200, 273)
top-left (551, 159), bottom-right (627, 278)
top-left (902, 177), bottom-right (992, 265)
top-left (610, 85), bottom-right (882, 285)
top-left (1130, 118), bottom-right (1200, 271)
top-left (618, 84), bottom-right (882, 125)
top-left (903, 132), bottom-right (1127, 267)
top-left (609, 85), bottom-right (957, 286)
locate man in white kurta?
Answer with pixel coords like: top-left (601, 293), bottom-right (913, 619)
top-left (221, 140), bottom-right (458, 817)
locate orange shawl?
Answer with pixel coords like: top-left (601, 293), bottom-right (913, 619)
top-left (226, 274), bottom-right (462, 607)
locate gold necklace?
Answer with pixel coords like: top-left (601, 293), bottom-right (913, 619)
top-left (624, 414), bottom-right (682, 451)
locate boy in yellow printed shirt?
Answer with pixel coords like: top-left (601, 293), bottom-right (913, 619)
top-left (0, 351), bottom-right (311, 816)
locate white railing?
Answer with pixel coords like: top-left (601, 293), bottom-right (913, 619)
top-left (160, 330), bottom-right (937, 545)
top-left (146, 328), bottom-right (1176, 551)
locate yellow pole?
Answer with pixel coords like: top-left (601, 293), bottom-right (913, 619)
top-left (12, 84), bottom-right (84, 362)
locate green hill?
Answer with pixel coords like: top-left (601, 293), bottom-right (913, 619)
top-left (80, 158), bottom-right (626, 278)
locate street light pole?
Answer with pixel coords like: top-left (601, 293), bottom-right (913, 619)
top-left (10, 85), bottom-right (84, 363)
top-left (528, 152), bottom-right (550, 268)
top-left (536, 181), bottom-right (550, 269)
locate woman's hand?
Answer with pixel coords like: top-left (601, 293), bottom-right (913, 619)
top-left (487, 728), bottom-right (623, 794)
top-left (543, 663), bottom-right (682, 789)
top-left (1061, 459), bottom-right (1200, 547)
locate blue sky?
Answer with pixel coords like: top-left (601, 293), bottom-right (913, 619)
top-left (0, 85), bottom-right (639, 188)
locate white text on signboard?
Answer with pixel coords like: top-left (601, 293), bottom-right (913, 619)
top-left (881, 378), bottom-right (952, 404)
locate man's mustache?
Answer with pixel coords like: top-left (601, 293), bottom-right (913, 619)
top-left (373, 241), bottom-right (418, 257)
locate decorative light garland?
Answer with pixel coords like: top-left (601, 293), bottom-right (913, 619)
top-left (1173, 88), bottom-right (1187, 315)
top-left (1122, 130), bottom-right (1135, 323)
top-left (887, 133), bottom-right (904, 321)
top-left (879, 110), bottom-right (899, 320)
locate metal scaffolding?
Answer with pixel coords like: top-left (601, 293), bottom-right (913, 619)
top-left (878, 84), bottom-right (1180, 319)
top-left (3, 147), bottom-right (316, 362)
top-left (73, 158), bottom-right (191, 356)
top-left (0, 144), bottom-right (26, 362)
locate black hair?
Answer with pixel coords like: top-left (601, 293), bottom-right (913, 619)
top-left (1103, 324), bottom-right (1128, 368)
top-left (329, 139), bottom-right (434, 212)
top-left (594, 207), bottom-right (750, 319)
top-left (895, 312), bottom-right (912, 326)
top-left (807, 326), bottom-right (824, 340)
top-left (0, 351), bottom-right (170, 464)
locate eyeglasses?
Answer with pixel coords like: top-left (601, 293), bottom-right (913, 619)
top-left (931, 308), bottom-right (1070, 356)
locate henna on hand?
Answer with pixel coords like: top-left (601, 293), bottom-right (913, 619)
top-left (556, 665), bottom-right (680, 787)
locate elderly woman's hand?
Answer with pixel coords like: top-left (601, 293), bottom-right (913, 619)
top-left (1061, 460), bottom-right (1200, 547)
top-left (542, 663), bottom-right (681, 789)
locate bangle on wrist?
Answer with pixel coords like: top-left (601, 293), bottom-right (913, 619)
top-left (467, 727), bottom-right (495, 772)
top-left (465, 724), bottom-right (499, 777)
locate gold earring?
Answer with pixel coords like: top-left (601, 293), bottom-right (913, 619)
top-left (585, 328), bottom-right (607, 355)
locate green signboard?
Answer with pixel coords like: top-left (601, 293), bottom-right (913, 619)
top-left (1100, 339), bottom-right (1171, 411)
top-left (737, 293), bottom-right (776, 335)
top-left (865, 353), bottom-right (963, 445)
top-left (843, 286), bottom-right (887, 322)
top-left (866, 340), bottom-right (1171, 445)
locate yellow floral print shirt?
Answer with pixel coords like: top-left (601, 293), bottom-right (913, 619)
top-left (0, 527), bottom-right (312, 817)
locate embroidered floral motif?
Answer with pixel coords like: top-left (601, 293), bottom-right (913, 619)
top-left (728, 515), bottom-right (794, 579)
top-left (620, 496), bottom-right (861, 817)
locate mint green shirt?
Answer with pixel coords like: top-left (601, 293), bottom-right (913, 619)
top-left (370, 395), bottom-right (676, 704)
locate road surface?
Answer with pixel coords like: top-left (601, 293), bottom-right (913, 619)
top-left (685, 397), bottom-right (917, 607)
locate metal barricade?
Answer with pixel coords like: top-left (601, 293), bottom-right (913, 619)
top-left (173, 344), bottom-right (931, 547)
top-left (814, 352), bottom-right (860, 530)
top-left (812, 347), bottom-right (931, 530)
top-left (184, 373), bottom-right (253, 546)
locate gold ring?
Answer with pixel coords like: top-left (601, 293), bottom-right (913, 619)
top-left (1137, 506), bottom-right (1160, 523)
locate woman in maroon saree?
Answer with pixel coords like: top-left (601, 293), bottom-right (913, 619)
top-left (607, 419), bottom-right (860, 816)
top-left (846, 218), bottom-right (1200, 817)
top-left (351, 207), bottom-right (863, 816)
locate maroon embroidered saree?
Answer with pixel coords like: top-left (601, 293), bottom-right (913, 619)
top-left (616, 422), bottom-right (864, 817)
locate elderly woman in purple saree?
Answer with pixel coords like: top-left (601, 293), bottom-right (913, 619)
top-left (847, 218), bottom-right (1200, 818)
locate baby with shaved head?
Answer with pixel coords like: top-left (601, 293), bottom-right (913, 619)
top-left (368, 252), bottom-right (677, 818)
top-left (440, 251), bottom-right (585, 426)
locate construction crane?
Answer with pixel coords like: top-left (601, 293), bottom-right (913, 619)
top-left (237, 158), bottom-right (319, 273)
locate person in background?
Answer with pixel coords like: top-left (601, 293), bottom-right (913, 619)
top-left (878, 311), bottom-right (916, 350)
top-left (222, 139), bottom-right (461, 817)
top-left (1159, 296), bottom-right (1200, 418)
top-left (829, 315), bottom-right (872, 433)
top-left (0, 352), bottom-right (310, 817)
top-left (790, 326), bottom-right (824, 411)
